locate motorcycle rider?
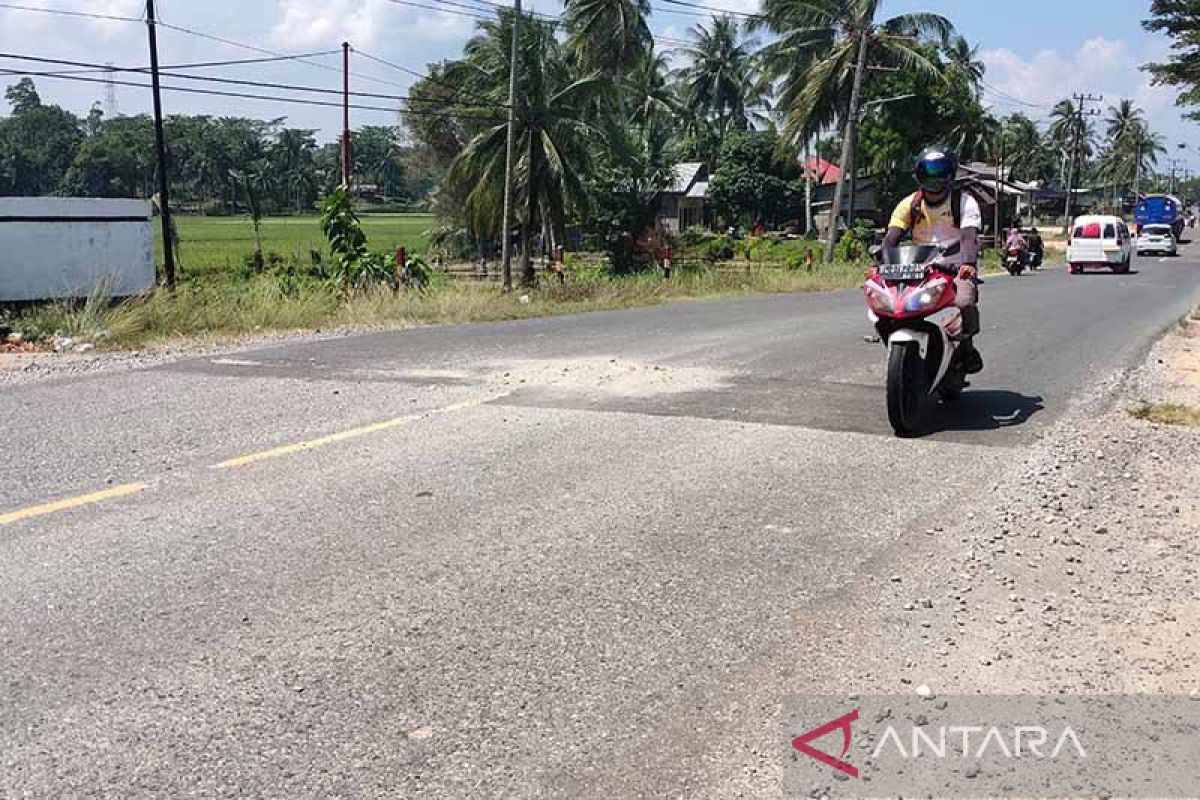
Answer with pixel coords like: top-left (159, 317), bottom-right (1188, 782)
top-left (882, 147), bottom-right (984, 374)
top-left (1005, 227), bottom-right (1029, 268)
top-left (1026, 227), bottom-right (1045, 268)
top-left (1005, 227), bottom-right (1027, 252)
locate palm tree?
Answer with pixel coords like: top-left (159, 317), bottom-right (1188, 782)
top-left (270, 128), bottom-right (317, 211)
top-left (674, 16), bottom-right (765, 144)
top-left (945, 35), bottom-right (985, 98)
top-left (443, 12), bottom-right (601, 286)
top-left (755, 0), bottom-right (953, 261)
top-left (561, 0), bottom-right (652, 74)
top-left (623, 49), bottom-right (685, 130)
top-left (1105, 99), bottom-right (1145, 146)
top-left (1048, 99), bottom-right (1096, 159)
top-left (954, 111), bottom-right (1001, 163)
top-left (1000, 113), bottom-right (1051, 183)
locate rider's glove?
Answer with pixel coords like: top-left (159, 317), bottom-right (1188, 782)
top-left (957, 264), bottom-right (978, 281)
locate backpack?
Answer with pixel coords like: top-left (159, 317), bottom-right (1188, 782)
top-left (905, 186), bottom-right (973, 234)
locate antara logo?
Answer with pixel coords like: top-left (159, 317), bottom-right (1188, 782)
top-left (791, 709), bottom-right (860, 779)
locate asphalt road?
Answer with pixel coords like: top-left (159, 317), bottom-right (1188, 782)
top-left (2, 253), bottom-right (1199, 797)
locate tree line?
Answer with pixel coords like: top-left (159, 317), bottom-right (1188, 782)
top-left (0, 78), bottom-right (436, 213)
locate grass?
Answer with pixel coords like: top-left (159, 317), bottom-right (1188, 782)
top-left (1130, 402), bottom-right (1200, 427)
top-left (166, 213), bottom-right (435, 278)
top-left (5, 261), bottom-right (870, 350)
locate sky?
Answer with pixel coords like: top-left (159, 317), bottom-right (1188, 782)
top-left (0, 0), bottom-right (1196, 170)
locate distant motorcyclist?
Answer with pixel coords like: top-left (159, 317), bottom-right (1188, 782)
top-left (882, 147), bottom-right (984, 374)
top-left (1005, 228), bottom-right (1028, 255)
top-left (1026, 227), bottom-right (1045, 268)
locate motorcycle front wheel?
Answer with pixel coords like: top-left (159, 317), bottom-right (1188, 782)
top-left (887, 342), bottom-right (924, 436)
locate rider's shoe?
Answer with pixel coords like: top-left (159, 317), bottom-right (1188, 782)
top-left (958, 339), bottom-right (984, 374)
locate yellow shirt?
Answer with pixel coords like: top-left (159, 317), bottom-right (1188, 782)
top-left (888, 191), bottom-right (983, 246)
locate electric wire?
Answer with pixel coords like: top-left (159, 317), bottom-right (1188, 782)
top-left (0, 53), bottom-right (503, 108)
top-left (0, 67), bottom-right (506, 119)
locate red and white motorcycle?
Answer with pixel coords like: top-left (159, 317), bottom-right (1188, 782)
top-left (864, 244), bottom-right (968, 436)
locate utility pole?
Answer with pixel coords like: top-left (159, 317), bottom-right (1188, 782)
top-left (1168, 157), bottom-right (1185, 195)
top-left (825, 27), bottom-right (870, 264)
top-left (1063, 93), bottom-right (1102, 232)
top-left (1133, 137), bottom-right (1142, 200)
top-left (994, 132), bottom-right (1005, 244)
top-left (341, 42), bottom-right (352, 189)
top-left (803, 137), bottom-right (813, 235)
top-left (499, 0), bottom-right (521, 292)
top-left (145, 0), bottom-right (175, 291)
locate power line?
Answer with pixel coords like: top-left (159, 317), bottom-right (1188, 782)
top-left (0, 53), bottom-right (501, 107)
top-left (16, 50), bottom-right (346, 77)
top-left (152, 20), bottom-right (414, 91)
top-left (657, 0), bottom-right (758, 20)
top-left (0, 2), bottom-right (142, 24)
top-left (979, 80), bottom-right (1051, 111)
top-left (382, 0), bottom-right (691, 47)
top-left (0, 67), bottom-right (505, 119)
top-left (353, 48), bottom-right (506, 111)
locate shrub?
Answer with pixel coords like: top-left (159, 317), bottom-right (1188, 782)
top-left (702, 235), bottom-right (736, 263)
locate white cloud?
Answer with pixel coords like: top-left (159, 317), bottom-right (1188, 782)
top-left (980, 35), bottom-right (1197, 161)
top-left (269, 0), bottom-right (473, 50)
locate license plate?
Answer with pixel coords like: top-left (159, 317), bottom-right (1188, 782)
top-left (879, 263), bottom-right (926, 281)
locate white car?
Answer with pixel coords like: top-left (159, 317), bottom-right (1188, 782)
top-left (1136, 224), bottom-right (1178, 256)
top-left (1068, 215), bottom-right (1133, 275)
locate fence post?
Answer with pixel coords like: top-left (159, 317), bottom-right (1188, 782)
top-left (396, 246), bottom-right (406, 289)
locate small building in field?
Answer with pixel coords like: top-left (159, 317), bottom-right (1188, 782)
top-left (656, 162), bottom-right (710, 232)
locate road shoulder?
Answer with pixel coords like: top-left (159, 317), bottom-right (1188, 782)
top-left (707, 310), bottom-right (1200, 798)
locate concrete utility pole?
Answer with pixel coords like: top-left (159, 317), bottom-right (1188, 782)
top-left (145, 0), bottom-right (175, 291)
top-left (1168, 156), bottom-right (1186, 196)
top-left (341, 42), bottom-right (352, 189)
top-left (824, 28), bottom-right (870, 264)
top-left (1064, 93), bottom-right (1102, 232)
top-left (499, 0), bottom-right (522, 292)
top-left (994, 132), bottom-right (1005, 243)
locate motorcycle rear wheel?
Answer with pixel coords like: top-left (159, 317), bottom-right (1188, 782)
top-left (887, 342), bottom-right (923, 436)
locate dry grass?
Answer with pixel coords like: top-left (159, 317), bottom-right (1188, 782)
top-left (1130, 402), bottom-right (1200, 427)
top-left (6, 262), bottom-right (869, 350)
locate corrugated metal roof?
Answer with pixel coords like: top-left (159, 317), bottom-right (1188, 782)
top-left (686, 180), bottom-right (709, 199)
top-left (668, 162), bottom-right (705, 194)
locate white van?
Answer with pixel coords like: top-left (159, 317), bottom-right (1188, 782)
top-left (1067, 215), bottom-right (1133, 274)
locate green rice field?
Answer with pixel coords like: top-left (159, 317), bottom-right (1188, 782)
top-left (165, 213), bottom-right (435, 276)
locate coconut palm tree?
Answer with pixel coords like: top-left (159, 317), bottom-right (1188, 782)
top-left (755, 0), bottom-right (953, 261)
top-left (443, 12), bottom-right (601, 286)
top-left (674, 16), bottom-right (766, 144)
top-left (1105, 99), bottom-right (1145, 146)
top-left (623, 49), bottom-right (685, 130)
top-left (561, 0), bottom-right (652, 74)
top-left (945, 35), bottom-right (985, 98)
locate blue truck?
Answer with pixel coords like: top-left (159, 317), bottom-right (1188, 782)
top-left (1134, 194), bottom-right (1185, 238)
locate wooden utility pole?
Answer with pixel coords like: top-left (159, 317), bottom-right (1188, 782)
top-left (500, 0), bottom-right (522, 292)
top-left (341, 42), bottom-right (352, 189)
top-left (145, 0), bottom-right (175, 291)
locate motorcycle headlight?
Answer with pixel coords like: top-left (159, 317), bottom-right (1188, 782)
top-left (865, 283), bottom-right (894, 314)
top-left (903, 281), bottom-right (947, 313)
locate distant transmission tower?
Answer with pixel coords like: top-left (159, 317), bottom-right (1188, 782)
top-left (103, 63), bottom-right (118, 116)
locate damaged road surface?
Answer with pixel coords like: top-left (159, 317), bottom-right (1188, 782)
top-left (2, 260), bottom-right (1200, 797)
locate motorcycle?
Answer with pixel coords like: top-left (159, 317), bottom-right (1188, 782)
top-left (1004, 245), bottom-right (1027, 276)
top-left (864, 244), bottom-right (968, 436)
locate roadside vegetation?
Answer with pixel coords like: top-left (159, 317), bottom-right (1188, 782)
top-left (5, 261), bottom-right (871, 350)
top-left (1130, 402), bottom-right (1200, 427)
